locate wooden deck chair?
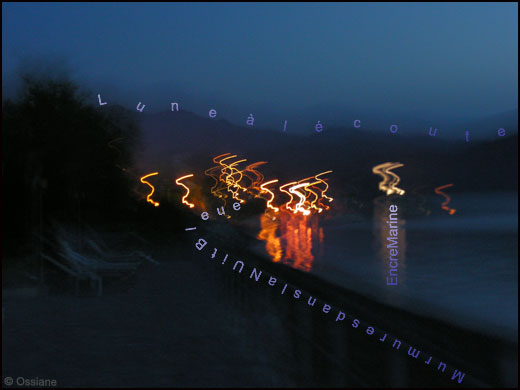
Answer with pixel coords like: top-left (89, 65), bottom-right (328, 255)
top-left (58, 240), bottom-right (142, 296)
top-left (82, 225), bottom-right (159, 265)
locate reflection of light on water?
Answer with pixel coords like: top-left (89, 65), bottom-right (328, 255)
top-left (373, 196), bottom-right (407, 286)
top-left (257, 210), bottom-right (323, 272)
top-left (257, 213), bottom-right (282, 262)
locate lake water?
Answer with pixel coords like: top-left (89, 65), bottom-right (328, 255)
top-left (250, 192), bottom-right (518, 342)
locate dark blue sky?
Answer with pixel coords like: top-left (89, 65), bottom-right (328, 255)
top-left (2, 2), bottom-right (518, 132)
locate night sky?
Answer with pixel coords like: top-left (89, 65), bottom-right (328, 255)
top-left (2, 2), bottom-right (518, 132)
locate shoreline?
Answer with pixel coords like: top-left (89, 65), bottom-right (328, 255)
top-left (204, 220), bottom-right (518, 387)
top-left (193, 235), bottom-right (469, 385)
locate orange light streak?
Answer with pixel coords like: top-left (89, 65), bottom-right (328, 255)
top-left (175, 174), bottom-right (195, 208)
top-left (296, 175), bottom-right (325, 213)
top-left (434, 184), bottom-right (456, 215)
top-left (260, 179), bottom-right (280, 212)
top-left (289, 182), bottom-right (311, 215)
top-left (314, 171), bottom-right (334, 203)
top-left (213, 153), bottom-right (232, 164)
top-left (217, 155), bottom-right (238, 184)
top-left (279, 181), bottom-right (298, 212)
top-left (304, 183), bottom-right (322, 212)
top-left (244, 161), bottom-right (268, 194)
top-left (140, 172), bottom-right (160, 207)
top-left (206, 155), bottom-right (333, 216)
top-left (224, 158), bottom-right (248, 203)
top-left (205, 165), bottom-right (226, 199)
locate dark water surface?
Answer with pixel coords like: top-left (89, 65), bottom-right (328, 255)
top-left (252, 192), bottom-right (518, 341)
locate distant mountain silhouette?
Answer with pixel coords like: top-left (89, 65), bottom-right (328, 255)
top-left (444, 109), bottom-right (518, 140)
top-left (246, 105), bottom-right (518, 140)
top-left (136, 109), bottom-right (518, 195)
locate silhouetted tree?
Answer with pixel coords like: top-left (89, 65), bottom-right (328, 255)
top-left (2, 74), bottom-right (141, 254)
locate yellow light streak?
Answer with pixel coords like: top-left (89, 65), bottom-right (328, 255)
top-left (140, 172), bottom-right (160, 207)
top-left (260, 179), bottom-right (280, 212)
top-left (289, 182), bottom-right (311, 215)
top-left (279, 181), bottom-right (298, 212)
top-left (372, 162), bottom-right (405, 196)
top-left (314, 171), bottom-right (334, 202)
top-left (175, 174), bottom-right (195, 208)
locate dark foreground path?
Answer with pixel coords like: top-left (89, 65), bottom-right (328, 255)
top-left (2, 242), bottom-right (300, 387)
top-left (3, 231), bottom-right (517, 388)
